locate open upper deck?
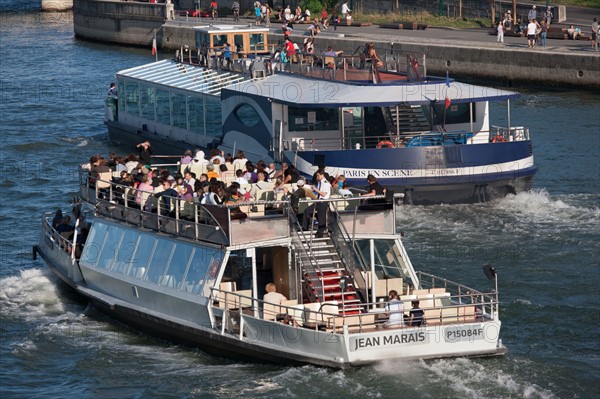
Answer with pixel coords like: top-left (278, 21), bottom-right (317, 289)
top-left (78, 167), bottom-right (398, 248)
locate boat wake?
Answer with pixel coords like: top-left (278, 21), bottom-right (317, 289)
top-left (372, 358), bottom-right (556, 399)
top-left (0, 268), bottom-right (67, 321)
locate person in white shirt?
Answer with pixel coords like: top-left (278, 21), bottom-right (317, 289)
top-left (384, 290), bottom-right (404, 327)
top-left (302, 170), bottom-right (331, 237)
top-left (234, 169), bottom-right (248, 185)
top-left (263, 283), bottom-right (287, 304)
top-left (341, 1), bottom-right (350, 19)
top-left (527, 19), bottom-right (538, 48)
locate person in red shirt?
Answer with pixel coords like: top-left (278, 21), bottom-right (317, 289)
top-left (285, 38), bottom-right (296, 63)
top-left (210, 0), bottom-right (218, 19)
top-left (320, 8), bottom-right (329, 29)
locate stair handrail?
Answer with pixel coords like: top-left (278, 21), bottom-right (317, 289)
top-left (328, 204), bottom-right (371, 305)
top-left (284, 203), bottom-right (327, 302)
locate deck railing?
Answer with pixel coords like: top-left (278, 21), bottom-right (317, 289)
top-left (210, 281), bottom-right (499, 337)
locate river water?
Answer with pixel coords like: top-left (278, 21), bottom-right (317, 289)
top-left (1, 4), bottom-right (599, 399)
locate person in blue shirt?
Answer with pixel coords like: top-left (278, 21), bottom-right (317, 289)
top-left (223, 43), bottom-right (231, 68)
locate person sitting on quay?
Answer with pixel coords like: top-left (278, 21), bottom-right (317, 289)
top-left (568, 25), bottom-right (582, 40)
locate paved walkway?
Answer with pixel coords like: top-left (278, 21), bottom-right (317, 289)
top-left (175, 5), bottom-right (600, 55)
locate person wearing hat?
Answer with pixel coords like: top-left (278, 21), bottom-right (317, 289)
top-left (290, 178), bottom-right (317, 215)
top-left (528, 5), bottom-right (537, 23)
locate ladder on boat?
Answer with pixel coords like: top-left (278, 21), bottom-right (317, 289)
top-left (385, 105), bottom-right (431, 136)
top-left (297, 234), bottom-right (363, 315)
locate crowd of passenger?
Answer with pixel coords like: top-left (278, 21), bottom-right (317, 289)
top-left (81, 142), bottom-right (388, 222)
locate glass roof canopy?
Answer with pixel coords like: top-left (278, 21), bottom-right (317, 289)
top-left (116, 59), bottom-right (247, 96)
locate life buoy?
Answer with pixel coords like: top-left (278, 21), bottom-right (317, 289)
top-left (491, 135), bottom-right (506, 143)
top-left (377, 140), bottom-right (394, 149)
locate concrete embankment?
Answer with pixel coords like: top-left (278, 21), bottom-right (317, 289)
top-left (72, 0), bottom-right (600, 89)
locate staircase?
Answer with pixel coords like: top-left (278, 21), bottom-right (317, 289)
top-left (385, 105), bottom-right (431, 134)
top-left (299, 235), bottom-right (363, 315)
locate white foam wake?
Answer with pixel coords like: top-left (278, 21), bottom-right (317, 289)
top-left (374, 357), bottom-right (557, 399)
top-left (0, 268), bottom-right (66, 321)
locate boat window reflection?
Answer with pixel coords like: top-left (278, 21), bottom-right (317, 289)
top-left (146, 241), bottom-right (174, 284)
top-left (127, 233), bottom-right (155, 279)
top-left (112, 229), bottom-right (138, 274)
top-left (165, 243), bottom-right (194, 289)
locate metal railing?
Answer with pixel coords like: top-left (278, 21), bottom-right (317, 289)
top-left (209, 281), bottom-right (498, 338)
top-left (417, 271), bottom-right (499, 321)
top-left (293, 130), bottom-right (479, 151)
top-left (490, 126), bottom-right (530, 142)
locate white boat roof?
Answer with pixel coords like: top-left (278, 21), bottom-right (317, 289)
top-left (223, 73), bottom-right (520, 107)
top-left (115, 59), bottom-right (246, 95)
top-left (193, 24), bottom-right (270, 34)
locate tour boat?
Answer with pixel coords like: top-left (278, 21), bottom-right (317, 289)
top-left (34, 166), bottom-right (506, 367)
top-left (104, 24), bottom-right (536, 204)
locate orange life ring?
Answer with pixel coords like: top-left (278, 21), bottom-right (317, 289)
top-left (491, 135), bottom-right (506, 143)
top-left (377, 140), bottom-right (394, 149)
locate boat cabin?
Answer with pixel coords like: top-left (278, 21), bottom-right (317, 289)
top-left (194, 25), bottom-right (270, 57)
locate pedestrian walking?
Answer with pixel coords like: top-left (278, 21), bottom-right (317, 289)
top-left (497, 21), bottom-right (504, 44)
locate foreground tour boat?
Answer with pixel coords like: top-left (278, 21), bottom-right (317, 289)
top-left (105, 24), bottom-right (536, 204)
top-left (35, 165), bottom-right (506, 367)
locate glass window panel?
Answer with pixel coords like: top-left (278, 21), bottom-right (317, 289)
top-left (127, 234), bottom-right (155, 279)
top-left (164, 243), bottom-right (194, 289)
top-left (212, 34), bottom-right (227, 47)
top-left (288, 106), bottom-right (339, 132)
top-left (234, 34), bottom-right (244, 52)
top-left (112, 229), bottom-right (139, 274)
top-left (170, 92), bottom-right (187, 129)
top-left (125, 81), bottom-right (139, 117)
top-left (118, 80), bottom-right (125, 114)
top-left (96, 228), bottom-right (123, 270)
top-left (188, 95), bottom-right (205, 135)
top-left (145, 241), bottom-right (174, 284)
top-left (205, 97), bottom-right (222, 137)
top-left (156, 89), bottom-right (170, 126)
top-left (249, 33), bottom-right (265, 51)
top-left (196, 32), bottom-right (210, 48)
top-left (426, 102), bottom-right (474, 126)
top-left (140, 85), bottom-right (155, 121)
top-left (183, 247), bottom-right (223, 295)
top-left (80, 222), bottom-right (108, 267)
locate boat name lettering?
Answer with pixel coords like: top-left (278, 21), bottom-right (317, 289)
top-left (350, 331), bottom-right (426, 351)
top-left (444, 325), bottom-right (485, 342)
top-left (342, 169), bottom-right (416, 178)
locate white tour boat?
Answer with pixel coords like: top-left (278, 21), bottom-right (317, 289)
top-left (35, 164), bottom-right (506, 367)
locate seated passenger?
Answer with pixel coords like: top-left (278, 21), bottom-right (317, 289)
top-left (263, 283), bottom-right (287, 304)
top-left (180, 149), bottom-right (193, 165)
top-left (205, 164), bottom-right (220, 181)
top-left (407, 300), bottom-right (425, 327)
top-left (290, 178), bottom-right (316, 214)
top-left (338, 182), bottom-right (353, 197)
top-left (234, 168), bottom-right (249, 185)
top-left (384, 290), bottom-right (404, 327)
top-left (56, 216), bottom-right (75, 237)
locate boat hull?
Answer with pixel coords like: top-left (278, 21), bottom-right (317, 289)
top-left (36, 243), bottom-right (507, 368)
